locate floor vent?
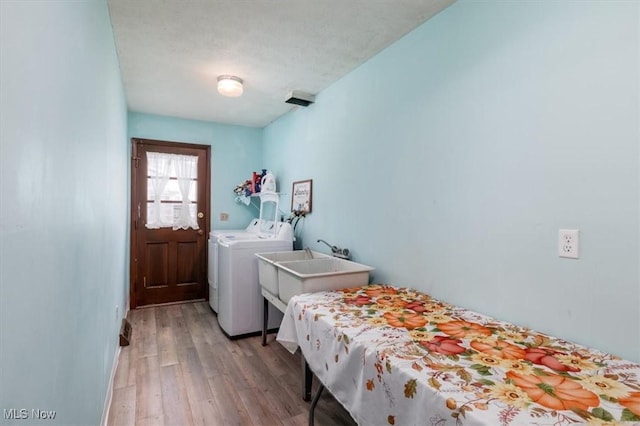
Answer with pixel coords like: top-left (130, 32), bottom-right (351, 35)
top-left (119, 318), bottom-right (132, 346)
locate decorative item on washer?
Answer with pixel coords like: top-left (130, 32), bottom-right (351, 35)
top-left (261, 171), bottom-right (276, 193)
top-left (234, 169), bottom-right (277, 205)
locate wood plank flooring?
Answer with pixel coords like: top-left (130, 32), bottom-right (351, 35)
top-left (108, 302), bottom-right (356, 426)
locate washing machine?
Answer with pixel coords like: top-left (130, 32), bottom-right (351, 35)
top-left (208, 218), bottom-right (262, 313)
top-left (216, 221), bottom-right (293, 337)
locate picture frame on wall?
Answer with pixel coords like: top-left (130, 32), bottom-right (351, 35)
top-left (291, 179), bottom-right (312, 215)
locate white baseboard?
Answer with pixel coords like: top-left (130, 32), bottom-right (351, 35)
top-left (100, 344), bottom-right (121, 426)
top-left (101, 297), bottom-right (131, 426)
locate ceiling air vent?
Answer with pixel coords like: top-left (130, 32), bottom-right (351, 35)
top-left (285, 91), bottom-right (315, 107)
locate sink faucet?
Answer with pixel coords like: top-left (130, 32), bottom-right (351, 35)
top-left (317, 239), bottom-right (351, 260)
top-left (317, 239), bottom-right (337, 252)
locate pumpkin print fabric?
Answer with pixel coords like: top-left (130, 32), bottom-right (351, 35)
top-left (276, 285), bottom-right (640, 425)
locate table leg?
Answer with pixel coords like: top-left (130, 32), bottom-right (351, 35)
top-left (302, 356), bottom-right (312, 401)
top-left (262, 297), bottom-right (268, 346)
top-left (308, 383), bottom-right (324, 426)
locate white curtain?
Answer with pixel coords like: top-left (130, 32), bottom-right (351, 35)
top-left (146, 152), bottom-right (172, 229)
top-left (173, 154), bottom-right (199, 230)
top-left (145, 152), bottom-right (199, 230)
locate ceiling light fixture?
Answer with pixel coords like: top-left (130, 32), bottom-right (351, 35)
top-left (217, 75), bottom-right (243, 97)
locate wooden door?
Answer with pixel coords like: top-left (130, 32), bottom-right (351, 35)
top-left (130, 138), bottom-right (210, 308)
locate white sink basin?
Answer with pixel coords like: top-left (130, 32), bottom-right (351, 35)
top-left (276, 257), bottom-right (374, 303)
top-left (256, 250), bottom-right (330, 296)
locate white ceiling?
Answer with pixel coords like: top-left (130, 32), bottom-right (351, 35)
top-left (108, 0), bottom-right (454, 128)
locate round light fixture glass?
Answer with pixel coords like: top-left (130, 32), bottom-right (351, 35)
top-left (217, 75), bottom-right (243, 97)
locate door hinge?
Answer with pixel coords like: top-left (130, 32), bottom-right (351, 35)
top-left (143, 276), bottom-right (146, 287)
top-left (133, 157), bottom-right (140, 168)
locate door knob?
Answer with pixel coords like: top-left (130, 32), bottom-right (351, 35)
top-left (197, 212), bottom-right (204, 219)
top-left (198, 229), bottom-right (204, 235)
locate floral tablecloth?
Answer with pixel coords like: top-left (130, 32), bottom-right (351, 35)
top-left (276, 285), bottom-right (640, 425)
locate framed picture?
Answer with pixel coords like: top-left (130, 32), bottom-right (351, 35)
top-left (291, 179), bottom-right (312, 215)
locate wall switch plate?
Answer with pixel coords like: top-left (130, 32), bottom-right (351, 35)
top-left (220, 213), bottom-right (229, 221)
top-left (558, 229), bottom-right (579, 259)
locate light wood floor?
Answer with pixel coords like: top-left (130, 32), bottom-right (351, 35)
top-left (107, 301), bottom-right (356, 426)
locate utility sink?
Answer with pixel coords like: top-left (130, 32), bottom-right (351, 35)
top-left (276, 257), bottom-right (374, 303)
top-left (256, 250), bottom-right (330, 297)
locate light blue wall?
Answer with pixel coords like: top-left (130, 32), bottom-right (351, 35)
top-left (264, 1), bottom-right (640, 362)
top-left (0, 1), bottom-right (128, 425)
top-left (127, 112), bottom-right (263, 230)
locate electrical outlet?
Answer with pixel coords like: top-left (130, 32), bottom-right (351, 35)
top-left (558, 229), bottom-right (579, 259)
top-left (220, 212), bottom-right (229, 221)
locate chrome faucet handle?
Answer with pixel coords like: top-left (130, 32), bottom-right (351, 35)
top-left (317, 239), bottom-right (338, 252)
top-left (317, 239), bottom-right (351, 259)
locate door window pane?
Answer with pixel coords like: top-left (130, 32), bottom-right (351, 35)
top-left (145, 152), bottom-right (199, 230)
top-left (147, 179), bottom-right (196, 202)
